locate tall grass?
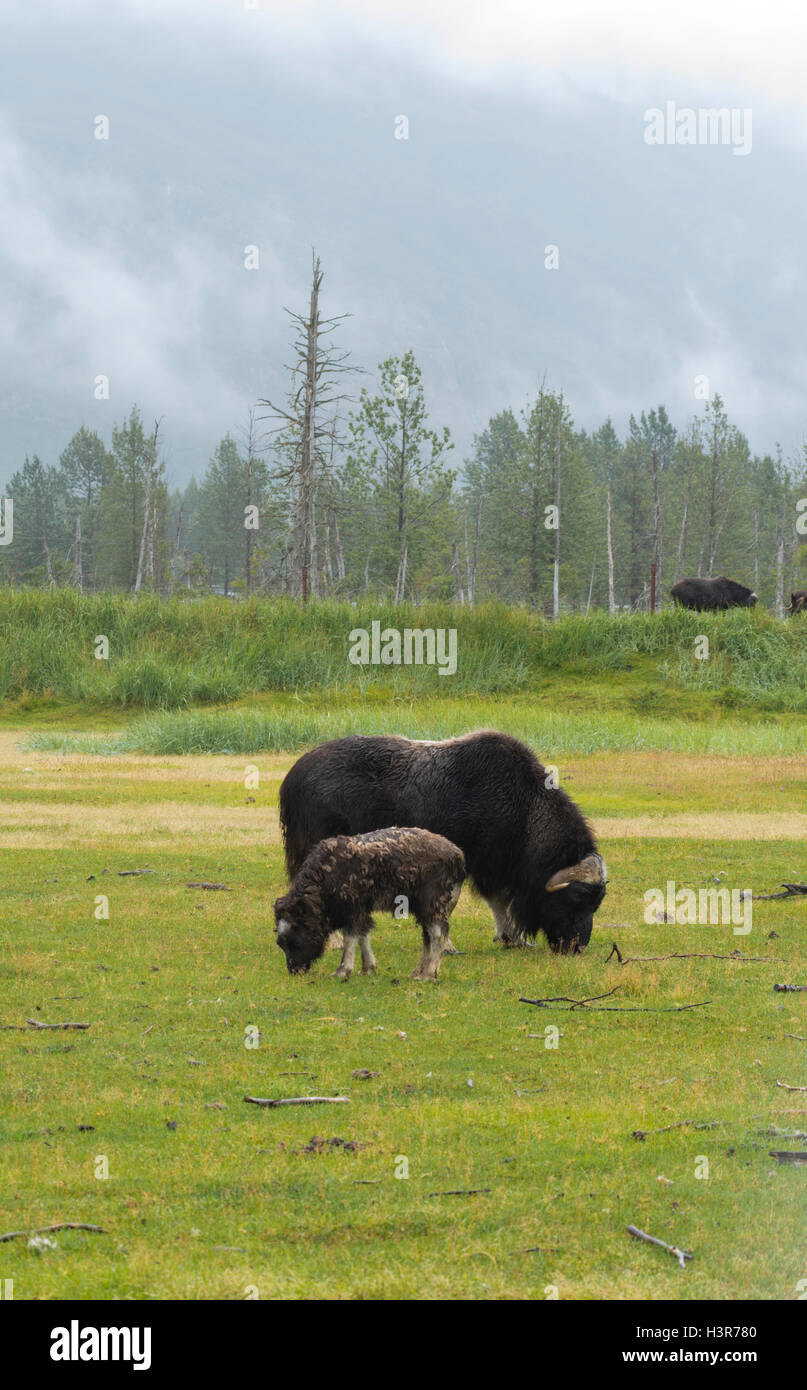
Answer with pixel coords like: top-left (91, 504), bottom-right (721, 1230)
top-left (3, 590), bottom-right (807, 710)
top-left (26, 700), bottom-right (807, 757)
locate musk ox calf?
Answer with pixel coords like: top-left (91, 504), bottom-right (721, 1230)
top-left (274, 827), bottom-right (466, 981)
top-left (279, 730), bottom-right (606, 955)
top-left (670, 576), bottom-right (757, 611)
top-left (787, 590), bottom-right (807, 615)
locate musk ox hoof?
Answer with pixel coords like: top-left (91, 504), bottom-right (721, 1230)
top-left (411, 968), bottom-right (439, 982)
top-left (499, 933), bottom-right (531, 948)
top-left (442, 938), bottom-right (459, 956)
top-left (361, 963), bottom-right (377, 975)
top-left (334, 967), bottom-right (353, 981)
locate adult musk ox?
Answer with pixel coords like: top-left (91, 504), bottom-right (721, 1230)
top-left (787, 590), bottom-right (807, 615)
top-left (279, 730), bottom-right (607, 954)
top-left (274, 827), bottom-right (466, 981)
top-left (670, 576), bottom-right (757, 611)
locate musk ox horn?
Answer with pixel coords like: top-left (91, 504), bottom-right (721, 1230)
top-left (545, 853), bottom-right (607, 893)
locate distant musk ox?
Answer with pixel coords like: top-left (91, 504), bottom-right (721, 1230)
top-left (279, 731), bottom-right (607, 955)
top-left (274, 827), bottom-right (466, 981)
top-left (787, 590), bottom-right (807, 615)
top-left (670, 576), bottom-right (757, 611)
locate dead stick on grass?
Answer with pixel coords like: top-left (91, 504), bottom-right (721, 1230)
top-left (519, 986), bottom-right (621, 1009)
top-left (520, 996), bottom-right (711, 1014)
top-left (631, 1119), bottom-right (718, 1141)
top-left (243, 1095), bottom-right (348, 1108)
top-left (627, 1224), bottom-right (693, 1269)
top-left (25, 1019), bottom-right (90, 1031)
top-left (774, 984), bottom-right (807, 993)
top-left (428, 1189), bottom-right (491, 1197)
top-left (751, 883), bottom-right (807, 901)
top-left (0, 1222), bottom-right (106, 1243)
top-left (606, 942), bottom-right (773, 965)
top-left (776, 1080), bottom-right (807, 1092)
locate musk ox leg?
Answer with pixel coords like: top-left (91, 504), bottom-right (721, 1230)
top-left (412, 918), bottom-right (448, 981)
top-left (490, 896), bottom-right (527, 947)
top-left (334, 933), bottom-right (358, 981)
top-left (359, 934), bottom-right (377, 975)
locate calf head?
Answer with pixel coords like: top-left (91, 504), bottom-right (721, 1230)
top-left (542, 852), bottom-right (607, 954)
top-left (273, 892), bottom-right (326, 974)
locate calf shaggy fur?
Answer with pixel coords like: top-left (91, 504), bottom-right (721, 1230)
top-left (274, 827), bottom-right (466, 981)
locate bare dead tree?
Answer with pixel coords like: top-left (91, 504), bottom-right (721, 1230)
top-left (134, 418), bottom-right (161, 594)
top-left (552, 401), bottom-right (562, 620)
top-left (650, 447), bottom-right (661, 609)
top-left (73, 514), bottom-right (83, 592)
top-left (606, 480), bottom-right (615, 613)
top-left (258, 252), bottom-right (356, 601)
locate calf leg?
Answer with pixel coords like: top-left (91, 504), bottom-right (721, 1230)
top-left (413, 916), bottom-right (448, 981)
top-left (334, 933), bottom-right (358, 980)
top-left (442, 881), bottom-right (463, 955)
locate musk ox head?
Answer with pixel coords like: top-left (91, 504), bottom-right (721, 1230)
top-left (542, 852), bottom-right (607, 954)
top-left (273, 893), bottom-right (327, 974)
top-left (787, 590), bottom-right (807, 615)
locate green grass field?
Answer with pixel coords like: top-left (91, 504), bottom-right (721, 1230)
top-left (2, 711), bottom-right (806, 1300)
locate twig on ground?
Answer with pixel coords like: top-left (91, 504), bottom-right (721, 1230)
top-left (26, 1019), bottom-right (90, 1031)
top-left (117, 869), bottom-right (155, 877)
top-left (769, 1150), bottom-right (807, 1164)
top-left (751, 883), bottom-right (807, 901)
top-left (187, 881), bottom-right (231, 890)
top-left (243, 1095), bottom-right (348, 1108)
top-left (520, 986), bottom-right (621, 1009)
top-left (427, 1189), bottom-right (491, 1197)
top-left (0, 1222), bottom-right (105, 1243)
top-left (776, 1080), bottom-right (807, 1092)
top-left (627, 1224), bottom-right (693, 1269)
top-left (631, 1119), bottom-right (718, 1141)
top-left (774, 984), bottom-right (807, 993)
top-left (606, 942), bottom-right (773, 964)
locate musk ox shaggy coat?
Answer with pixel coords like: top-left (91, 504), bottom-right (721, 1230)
top-left (670, 576), bottom-right (757, 611)
top-left (274, 827), bottom-right (466, 981)
top-left (279, 730), bottom-right (607, 954)
top-left (787, 590), bottom-right (807, 615)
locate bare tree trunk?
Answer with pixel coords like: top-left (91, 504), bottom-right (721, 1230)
top-left (754, 507), bottom-right (760, 591)
top-left (451, 541), bottom-right (464, 604)
top-left (170, 500), bottom-right (184, 595)
top-left (73, 514), bottom-right (83, 592)
top-left (775, 496), bottom-right (786, 617)
top-left (334, 516), bottom-right (346, 582)
top-left (245, 409), bottom-right (256, 597)
top-left (42, 534), bottom-right (54, 585)
top-left (650, 448), bottom-right (661, 609)
top-left (606, 481), bottom-right (615, 613)
top-left (552, 408), bottom-right (561, 620)
top-left (134, 420), bottom-right (159, 594)
top-left (674, 494), bottom-right (688, 585)
top-left (469, 496), bottom-right (481, 607)
top-left (394, 543), bottom-right (408, 603)
top-left (586, 561), bottom-right (595, 615)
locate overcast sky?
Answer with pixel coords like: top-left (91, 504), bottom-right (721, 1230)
top-left (2, 0), bottom-right (807, 484)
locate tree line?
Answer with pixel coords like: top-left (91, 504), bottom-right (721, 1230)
top-left (2, 256), bottom-right (806, 613)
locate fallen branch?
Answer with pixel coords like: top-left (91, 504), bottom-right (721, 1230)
top-left (769, 1150), bottom-right (807, 1164)
top-left (520, 986), bottom-right (621, 1009)
top-left (776, 1080), bottom-right (807, 1093)
top-left (786, 1034), bottom-right (807, 1042)
top-left (627, 1224), bottom-right (693, 1269)
top-left (243, 1095), bottom-right (348, 1108)
top-left (117, 869), bottom-right (154, 877)
top-left (520, 995), bottom-right (711, 1014)
top-left (751, 883), bottom-right (807, 901)
top-left (187, 881), bottom-right (231, 891)
top-left (427, 1188), bottom-right (491, 1197)
top-left (0, 1222), bottom-right (105, 1243)
top-left (606, 942), bottom-right (772, 965)
top-left (631, 1118), bottom-right (718, 1141)
top-left (774, 984), bottom-right (807, 993)
top-left (25, 1019), bottom-right (90, 1031)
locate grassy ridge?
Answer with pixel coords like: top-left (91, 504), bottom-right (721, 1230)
top-left (2, 591), bottom-right (807, 711)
